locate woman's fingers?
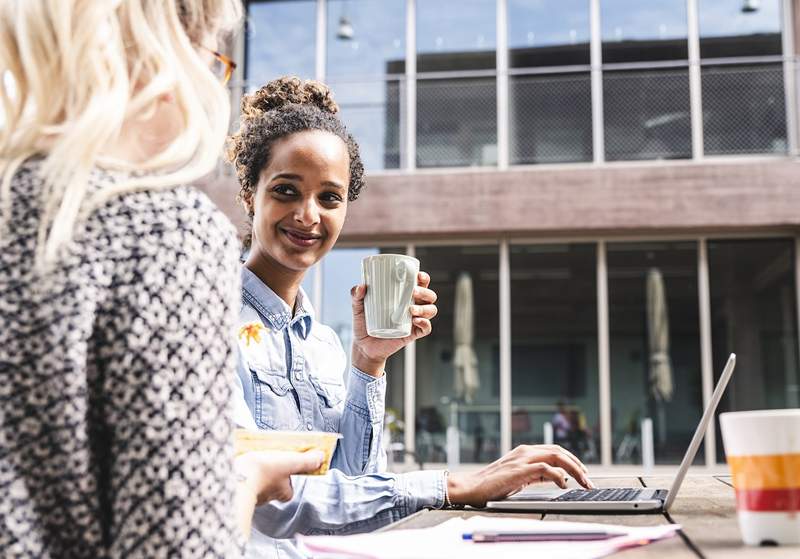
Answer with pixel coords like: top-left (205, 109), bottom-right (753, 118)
top-left (534, 464), bottom-right (569, 489)
top-left (541, 444), bottom-right (589, 473)
top-left (417, 271), bottom-right (431, 289)
top-left (538, 445), bottom-right (590, 486)
top-left (519, 446), bottom-right (593, 489)
top-left (412, 285), bottom-right (437, 304)
top-left (409, 304), bottom-right (438, 320)
top-left (412, 318), bottom-right (432, 338)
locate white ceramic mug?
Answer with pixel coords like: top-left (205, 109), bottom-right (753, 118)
top-left (720, 409), bottom-right (800, 546)
top-left (361, 254), bottom-right (420, 338)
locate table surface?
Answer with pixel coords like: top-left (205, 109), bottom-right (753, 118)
top-left (380, 475), bottom-right (797, 558)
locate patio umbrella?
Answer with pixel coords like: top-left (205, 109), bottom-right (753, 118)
top-left (646, 267), bottom-right (674, 403)
top-left (453, 272), bottom-right (479, 403)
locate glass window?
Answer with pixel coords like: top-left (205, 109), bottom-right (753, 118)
top-left (607, 242), bottom-right (703, 465)
top-left (416, 0), bottom-right (496, 72)
top-left (708, 239), bottom-right (800, 461)
top-left (326, 0), bottom-right (406, 78)
top-left (508, 0), bottom-right (590, 68)
top-left (699, 0), bottom-right (782, 59)
top-left (510, 244), bottom-right (599, 464)
top-left (246, 1), bottom-right (317, 85)
top-left (701, 64), bottom-right (786, 155)
top-left (510, 72), bottom-right (592, 164)
top-left (417, 77), bottom-right (497, 168)
top-left (330, 79), bottom-right (403, 171)
top-left (415, 245), bottom-right (500, 464)
top-left (320, 247), bottom-right (406, 463)
top-left (603, 68), bottom-right (692, 161)
top-left (601, 0), bottom-right (688, 64)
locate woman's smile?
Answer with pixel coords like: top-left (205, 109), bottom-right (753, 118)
top-left (281, 226), bottom-right (323, 248)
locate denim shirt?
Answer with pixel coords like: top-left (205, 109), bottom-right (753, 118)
top-left (233, 267), bottom-right (445, 558)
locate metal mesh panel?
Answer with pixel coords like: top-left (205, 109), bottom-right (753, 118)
top-left (701, 63), bottom-right (787, 155)
top-left (328, 79), bottom-right (404, 170)
top-left (603, 68), bottom-right (692, 161)
top-left (417, 77), bottom-right (497, 168)
top-left (510, 73), bottom-right (593, 164)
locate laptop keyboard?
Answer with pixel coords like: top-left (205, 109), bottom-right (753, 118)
top-left (553, 488), bottom-right (644, 502)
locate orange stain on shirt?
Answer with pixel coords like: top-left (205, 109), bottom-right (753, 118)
top-left (239, 322), bottom-right (266, 346)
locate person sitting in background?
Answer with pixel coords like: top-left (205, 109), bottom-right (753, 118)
top-left (225, 76), bottom-right (596, 558)
top-left (0, 1), bottom-right (319, 555)
top-left (552, 401), bottom-right (572, 447)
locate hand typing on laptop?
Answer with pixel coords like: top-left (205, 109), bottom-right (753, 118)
top-left (446, 445), bottom-right (595, 508)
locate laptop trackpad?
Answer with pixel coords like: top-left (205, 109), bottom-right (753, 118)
top-left (506, 487), bottom-right (570, 501)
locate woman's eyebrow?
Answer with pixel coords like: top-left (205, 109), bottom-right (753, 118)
top-left (322, 180), bottom-right (346, 190)
top-left (271, 172), bottom-right (303, 182)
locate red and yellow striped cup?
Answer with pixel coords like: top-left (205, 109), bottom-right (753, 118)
top-left (720, 409), bottom-right (800, 546)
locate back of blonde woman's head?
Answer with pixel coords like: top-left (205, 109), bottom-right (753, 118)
top-left (0, 0), bottom-right (242, 267)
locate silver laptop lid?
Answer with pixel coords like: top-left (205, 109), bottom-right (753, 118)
top-left (663, 353), bottom-right (736, 511)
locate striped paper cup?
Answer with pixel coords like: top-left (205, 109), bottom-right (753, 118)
top-left (720, 409), bottom-right (800, 546)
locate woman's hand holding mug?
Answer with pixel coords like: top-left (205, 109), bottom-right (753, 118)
top-left (350, 255), bottom-right (438, 377)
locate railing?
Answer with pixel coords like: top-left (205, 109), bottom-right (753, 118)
top-left (219, 55), bottom-right (794, 179)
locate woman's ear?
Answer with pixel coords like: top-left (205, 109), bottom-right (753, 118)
top-left (242, 191), bottom-right (254, 217)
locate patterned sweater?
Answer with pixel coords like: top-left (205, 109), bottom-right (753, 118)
top-left (0, 160), bottom-right (243, 557)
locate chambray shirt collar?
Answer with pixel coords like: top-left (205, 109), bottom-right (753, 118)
top-left (240, 266), bottom-right (314, 337)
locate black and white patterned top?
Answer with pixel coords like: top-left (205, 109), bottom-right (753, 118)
top-left (0, 160), bottom-right (243, 558)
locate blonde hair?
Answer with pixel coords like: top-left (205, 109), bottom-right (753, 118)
top-left (0, 0), bottom-right (242, 268)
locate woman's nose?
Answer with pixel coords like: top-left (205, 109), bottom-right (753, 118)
top-left (294, 198), bottom-right (320, 225)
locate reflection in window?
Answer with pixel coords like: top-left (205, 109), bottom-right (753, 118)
top-left (510, 73), bottom-right (592, 164)
top-left (601, 0), bottom-right (688, 64)
top-left (699, 0), bottom-right (782, 58)
top-left (320, 247), bottom-right (406, 465)
top-left (331, 80), bottom-right (403, 170)
top-left (416, 0), bottom-right (496, 72)
top-left (326, 0), bottom-right (406, 77)
top-left (510, 244), bottom-right (599, 463)
top-left (246, 1), bottom-right (316, 85)
top-left (417, 77), bottom-right (497, 168)
top-left (701, 64), bottom-right (786, 155)
top-left (708, 239), bottom-right (800, 461)
top-left (603, 68), bottom-right (692, 161)
top-left (508, 0), bottom-right (590, 68)
top-left (607, 242), bottom-right (702, 465)
top-left (415, 245), bottom-right (500, 464)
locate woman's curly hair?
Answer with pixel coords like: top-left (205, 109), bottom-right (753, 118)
top-left (226, 76), bottom-right (365, 238)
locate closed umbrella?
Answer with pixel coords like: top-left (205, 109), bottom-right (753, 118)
top-left (453, 272), bottom-right (479, 403)
top-left (647, 267), bottom-right (673, 449)
top-left (646, 268), bottom-right (673, 403)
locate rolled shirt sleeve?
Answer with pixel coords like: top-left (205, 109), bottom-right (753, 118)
top-left (251, 469), bottom-right (446, 539)
top-left (333, 366), bottom-right (388, 475)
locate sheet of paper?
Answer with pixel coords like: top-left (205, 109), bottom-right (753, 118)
top-left (297, 516), bottom-right (680, 559)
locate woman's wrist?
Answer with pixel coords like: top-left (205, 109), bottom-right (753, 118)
top-left (351, 345), bottom-right (386, 378)
top-left (445, 471), bottom-right (472, 507)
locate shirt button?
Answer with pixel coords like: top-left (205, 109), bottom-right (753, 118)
top-left (306, 422), bottom-right (313, 431)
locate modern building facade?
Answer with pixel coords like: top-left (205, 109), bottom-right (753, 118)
top-left (201, 0), bottom-right (800, 469)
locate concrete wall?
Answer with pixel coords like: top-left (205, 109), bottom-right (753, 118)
top-left (198, 158), bottom-right (800, 242)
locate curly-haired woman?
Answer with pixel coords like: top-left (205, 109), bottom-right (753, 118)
top-left (226, 76), bottom-right (595, 558)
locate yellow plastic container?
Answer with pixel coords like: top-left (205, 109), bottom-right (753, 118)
top-left (234, 429), bottom-right (342, 475)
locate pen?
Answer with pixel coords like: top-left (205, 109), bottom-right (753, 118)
top-left (463, 530), bottom-right (625, 543)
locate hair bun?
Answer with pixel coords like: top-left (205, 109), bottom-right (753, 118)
top-left (240, 76), bottom-right (339, 120)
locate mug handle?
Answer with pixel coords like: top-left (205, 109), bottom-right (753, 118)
top-left (391, 259), bottom-right (417, 325)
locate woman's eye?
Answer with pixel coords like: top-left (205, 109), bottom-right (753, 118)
top-left (321, 192), bottom-right (343, 204)
top-left (272, 184), bottom-right (296, 196)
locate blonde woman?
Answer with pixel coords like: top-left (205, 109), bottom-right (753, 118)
top-left (0, 1), bottom-right (320, 556)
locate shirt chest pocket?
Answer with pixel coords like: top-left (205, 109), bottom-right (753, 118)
top-left (309, 376), bottom-right (344, 432)
top-left (250, 365), bottom-right (302, 430)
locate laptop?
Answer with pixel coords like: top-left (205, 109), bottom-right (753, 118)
top-left (485, 353), bottom-right (736, 513)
